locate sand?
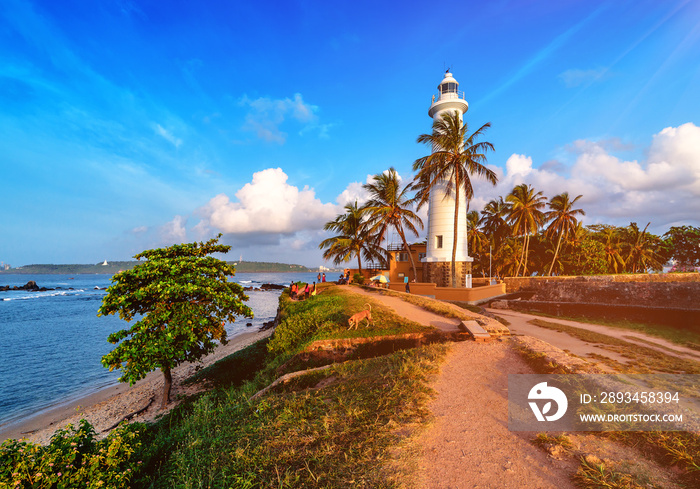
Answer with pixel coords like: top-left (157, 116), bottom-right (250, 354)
top-left (0, 328), bottom-right (273, 445)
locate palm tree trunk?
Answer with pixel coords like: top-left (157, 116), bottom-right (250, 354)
top-left (397, 226), bottom-right (418, 282)
top-left (515, 232), bottom-right (526, 277)
top-left (523, 233), bottom-right (531, 277)
top-left (548, 233), bottom-right (563, 276)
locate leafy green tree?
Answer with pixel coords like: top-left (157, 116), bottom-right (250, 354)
top-left (413, 110), bottom-right (497, 287)
top-left (362, 168), bottom-right (424, 281)
top-left (319, 202), bottom-right (386, 274)
top-left (578, 237), bottom-right (608, 275)
top-left (545, 192), bottom-right (585, 276)
top-left (588, 224), bottom-right (626, 273)
top-left (98, 235), bottom-right (252, 409)
top-left (662, 225), bottom-right (700, 271)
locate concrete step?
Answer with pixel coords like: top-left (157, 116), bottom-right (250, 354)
top-left (460, 320), bottom-right (493, 342)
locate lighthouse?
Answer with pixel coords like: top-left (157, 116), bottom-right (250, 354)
top-left (422, 71), bottom-right (473, 288)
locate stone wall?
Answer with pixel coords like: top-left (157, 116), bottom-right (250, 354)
top-left (503, 274), bottom-right (700, 310)
top-left (423, 261), bottom-right (472, 287)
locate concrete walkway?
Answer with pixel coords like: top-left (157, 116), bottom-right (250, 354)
top-left (488, 308), bottom-right (700, 363)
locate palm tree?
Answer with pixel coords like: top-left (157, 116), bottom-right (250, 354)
top-left (362, 168), bottom-right (424, 281)
top-left (506, 184), bottom-right (547, 277)
top-left (589, 224), bottom-right (626, 273)
top-left (413, 110), bottom-right (497, 287)
top-left (622, 222), bottom-right (664, 273)
top-left (319, 202), bottom-right (385, 274)
top-left (481, 196), bottom-right (512, 249)
top-left (545, 192), bottom-right (585, 276)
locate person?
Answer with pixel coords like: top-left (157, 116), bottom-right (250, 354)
top-left (317, 273), bottom-right (322, 281)
top-left (404, 276), bottom-right (410, 293)
top-left (311, 282), bottom-right (317, 296)
top-left (303, 283), bottom-right (310, 300)
top-left (322, 272), bottom-right (326, 283)
top-left (290, 282), bottom-right (298, 299)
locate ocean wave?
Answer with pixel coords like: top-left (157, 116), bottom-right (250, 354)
top-left (1, 289), bottom-right (89, 301)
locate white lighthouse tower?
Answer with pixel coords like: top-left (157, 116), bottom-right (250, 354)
top-left (423, 71), bottom-right (473, 288)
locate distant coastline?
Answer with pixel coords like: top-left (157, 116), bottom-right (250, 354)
top-left (0, 261), bottom-right (317, 275)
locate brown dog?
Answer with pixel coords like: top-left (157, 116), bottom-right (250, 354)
top-left (348, 303), bottom-right (373, 330)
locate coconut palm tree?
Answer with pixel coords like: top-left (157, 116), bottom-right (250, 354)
top-left (481, 196), bottom-right (512, 249)
top-left (622, 222), bottom-right (664, 273)
top-left (506, 184), bottom-right (547, 277)
top-left (589, 224), bottom-right (626, 273)
top-left (545, 192), bottom-right (585, 276)
top-left (362, 168), bottom-right (424, 281)
top-left (319, 202), bottom-right (385, 274)
top-left (413, 110), bottom-right (497, 287)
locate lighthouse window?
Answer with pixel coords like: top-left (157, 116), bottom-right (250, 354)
top-left (436, 235), bottom-right (443, 249)
top-left (440, 83), bottom-right (457, 94)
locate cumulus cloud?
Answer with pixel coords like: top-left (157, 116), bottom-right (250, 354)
top-left (160, 215), bottom-right (187, 244)
top-left (238, 93), bottom-right (322, 143)
top-left (197, 168), bottom-right (337, 236)
top-left (471, 122), bottom-right (700, 231)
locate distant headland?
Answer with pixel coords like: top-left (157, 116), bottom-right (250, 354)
top-left (0, 261), bottom-right (314, 275)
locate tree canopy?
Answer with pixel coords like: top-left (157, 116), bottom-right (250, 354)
top-left (98, 235), bottom-right (252, 409)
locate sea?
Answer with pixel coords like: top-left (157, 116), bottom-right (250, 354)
top-left (0, 271), bottom-right (322, 432)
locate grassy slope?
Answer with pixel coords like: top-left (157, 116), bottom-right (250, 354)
top-left (134, 285), bottom-right (445, 488)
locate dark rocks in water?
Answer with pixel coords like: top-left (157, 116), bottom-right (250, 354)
top-left (246, 322), bottom-right (253, 327)
top-left (0, 281), bottom-right (54, 292)
top-left (260, 320), bottom-right (276, 331)
top-left (260, 283), bottom-right (285, 290)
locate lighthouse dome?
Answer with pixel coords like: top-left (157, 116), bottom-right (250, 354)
top-left (438, 71), bottom-right (459, 95)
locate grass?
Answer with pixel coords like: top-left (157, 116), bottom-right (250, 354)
top-left (526, 318), bottom-right (700, 374)
top-left (130, 286), bottom-right (448, 488)
top-left (522, 310), bottom-right (700, 350)
top-left (357, 285), bottom-right (477, 321)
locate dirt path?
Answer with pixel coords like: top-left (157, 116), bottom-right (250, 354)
top-left (342, 286), bottom-right (575, 488)
top-left (489, 308), bottom-right (700, 362)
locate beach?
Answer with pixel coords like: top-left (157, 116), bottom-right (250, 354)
top-left (0, 328), bottom-right (274, 445)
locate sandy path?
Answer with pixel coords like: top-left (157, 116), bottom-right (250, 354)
top-left (417, 340), bottom-right (575, 488)
top-left (489, 308), bottom-right (700, 362)
top-left (342, 286), bottom-right (574, 488)
top-left (1, 329), bottom-right (273, 445)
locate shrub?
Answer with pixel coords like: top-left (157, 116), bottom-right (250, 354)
top-left (353, 273), bottom-right (365, 285)
top-left (0, 419), bottom-right (143, 489)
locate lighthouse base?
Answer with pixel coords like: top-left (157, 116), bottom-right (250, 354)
top-left (423, 261), bottom-right (473, 288)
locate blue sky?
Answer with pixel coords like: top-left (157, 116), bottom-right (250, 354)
top-left (2, 0), bottom-right (699, 267)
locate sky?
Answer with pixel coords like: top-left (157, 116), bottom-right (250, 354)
top-left (2, 0), bottom-right (699, 268)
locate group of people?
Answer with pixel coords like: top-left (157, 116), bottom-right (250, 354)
top-left (316, 272), bottom-right (327, 283)
top-left (337, 271), bottom-right (351, 284)
top-left (289, 281), bottom-right (316, 300)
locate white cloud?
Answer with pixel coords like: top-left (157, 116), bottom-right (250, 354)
top-left (238, 93), bottom-right (321, 143)
top-left (160, 215), bottom-right (187, 244)
top-left (197, 168), bottom-right (337, 235)
top-left (153, 123), bottom-right (182, 148)
top-left (558, 68), bottom-right (607, 88)
top-left (472, 123), bottom-right (700, 231)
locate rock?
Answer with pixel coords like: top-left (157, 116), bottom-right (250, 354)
top-left (246, 322), bottom-right (253, 327)
top-left (490, 300), bottom-right (509, 309)
top-left (260, 283), bottom-right (285, 290)
top-left (21, 281), bottom-right (40, 291)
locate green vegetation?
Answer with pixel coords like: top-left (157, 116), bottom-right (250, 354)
top-left (2, 285), bottom-right (446, 487)
top-left (0, 420), bottom-right (143, 489)
top-left (99, 236), bottom-right (253, 409)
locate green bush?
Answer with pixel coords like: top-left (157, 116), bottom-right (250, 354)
top-left (0, 419), bottom-right (143, 489)
top-left (353, 273), bottom-right (365, 285)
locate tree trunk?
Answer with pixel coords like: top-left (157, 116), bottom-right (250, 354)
top-left (161, 367), bottom-right (172, 410)
top-left (515, 232), bottom-right (526, 277)
top-left (523, 233), bottom-right (531, 277)
top-left (397, 226), bottom-right (418, 282)
top-left (548, 233), bottom-right (563, 276)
